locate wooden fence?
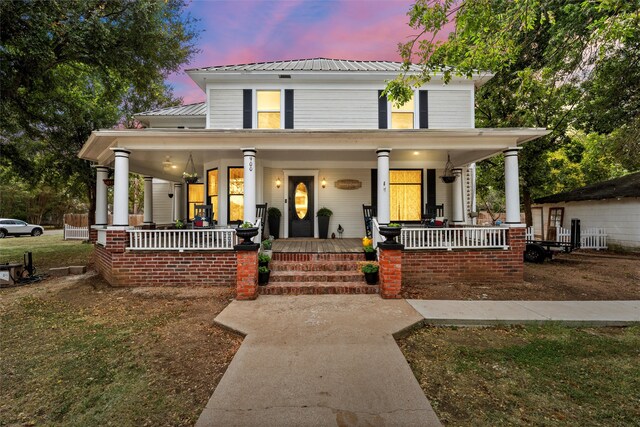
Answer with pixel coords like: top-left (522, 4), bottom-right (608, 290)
top-left (63, 213), bottom-right (144, 227)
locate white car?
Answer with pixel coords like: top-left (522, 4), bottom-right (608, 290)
top-left (0, 218), bottom-right (44, 238)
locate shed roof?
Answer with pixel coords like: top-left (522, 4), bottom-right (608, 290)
top-left (534, 172), bottom-right (640, 203)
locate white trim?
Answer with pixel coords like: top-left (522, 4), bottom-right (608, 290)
top-left (205, 86), bottom-right (211, 129)
top-left (283, 169), bottom-right (319, 238)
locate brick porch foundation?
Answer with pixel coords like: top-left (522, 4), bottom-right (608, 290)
top-left (95, 230), bottom-right (236, 286)
top-left (402, 226), bottom-right (526, 283)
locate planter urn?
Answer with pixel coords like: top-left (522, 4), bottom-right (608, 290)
top-left (364, 250), bottom-right (377, 261)
top-left (318, 216), bottom-right (330, 239)
top-left (378, 226), bottom-right (402, 243)
top-left (258, 270), bottom-right (270, 286)
top-left (268, 216), bottom-right (280, 240)
top-left (236, 226), bottom-right (259, 245)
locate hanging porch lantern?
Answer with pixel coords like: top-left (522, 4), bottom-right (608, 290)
top-left (182, 153), bottom-right (199, 184)
top-left (440, 154), bottom-right (457, 184)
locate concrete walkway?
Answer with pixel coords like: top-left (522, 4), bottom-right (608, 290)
top-left (196, 295), bottom-right (441, 427)
top-left (408, 300), bottom-right (640, 326)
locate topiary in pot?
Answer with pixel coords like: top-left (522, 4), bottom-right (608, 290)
top-left (316, 207), bottom-right (333, 239)
top-left (267, 207), bottom-right (282, 239)
top-left (258, 253), bottom-right (271, 268)
top-left (258, 266), bottom-right (270, 285)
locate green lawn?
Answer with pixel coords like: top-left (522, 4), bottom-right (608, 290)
top-left (0, 233), bottom-right (93, 272)
top-left (399, 325), bottom-right (640, 426)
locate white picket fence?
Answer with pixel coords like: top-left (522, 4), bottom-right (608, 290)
top-left (525, 226), bottom-right (607, 250)
top-left (400, 226), bottom-right (508, 250)
top-left (63, 224), bottom-right (89, 240)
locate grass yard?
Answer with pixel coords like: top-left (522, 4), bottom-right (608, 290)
top-left (399, 325), bottom-right (640, 426)
top-left (0, 275), bottom-right (241, 426)
top-left (0, 233), bottom-right (94, 272)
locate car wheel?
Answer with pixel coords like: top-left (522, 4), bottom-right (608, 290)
top-left (524, 244), bottom-right (546, 263)
top-left (32, 229), bottom-right (43, 237)
top-left (0, 229), bottom-right (6, 239)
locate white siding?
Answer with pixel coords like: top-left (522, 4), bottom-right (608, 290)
top-left (209, 89), bottom-right (243, 129)
top-left (536, 198), bottom-right (640, 249)
top-left (152, 179), bottom-right (174, 224)
top-left (294, 89), bottom-right (378, 129)
top-left (428, 90), bottom-right (473, 128)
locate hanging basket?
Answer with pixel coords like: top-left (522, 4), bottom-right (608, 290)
top-left (103, 178), bottom-right (115, 187)
top-left (439, 154), bottom-right (457, 184)
top-left (182, 152), bottom-right (199, 183)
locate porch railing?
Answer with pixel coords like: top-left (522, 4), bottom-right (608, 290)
top-left (400, 226), bottom-right (509, 250)
top-left (371, 218), bottom-right (382, 251)
top-left (127, 228), bottom-right (237, 251)
top-left (64, 224), bottom-right (89, 240)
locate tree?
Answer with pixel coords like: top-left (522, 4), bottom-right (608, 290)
top-left (0, 0), bottom-right (197, 225)
top-left (387, 0), bottom-right (640, 225)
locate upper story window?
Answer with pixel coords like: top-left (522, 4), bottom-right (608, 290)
top-left (390, 94), bottom-right (415, 129)
top-left (257, 90), bottom-right (281, 129)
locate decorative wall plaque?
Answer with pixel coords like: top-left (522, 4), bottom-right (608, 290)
top-left (334, 179), bottom-right (362, 190)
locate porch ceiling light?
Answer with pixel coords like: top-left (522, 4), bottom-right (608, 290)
top-left (162, 156), bottom-right (174, 171)
top-left (275, 177), bottom-right (281, 188)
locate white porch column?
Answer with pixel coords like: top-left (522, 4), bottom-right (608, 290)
top-left (95, 166), bottom-right (109, 226)
top-left (173, 183), bottom-right (183, 221)
top-left (376, 149), bottom-right (391, 224)
top-left (451, 168), bottom-right (464, 225)
top-left (504, 147), bottom-right (522, 224)
top-left (242, 148), bottom-right (257, 224)
top-left (112, 149), bottom-right (130, 227)
top-left (143, 176), bottom-right (153, 225)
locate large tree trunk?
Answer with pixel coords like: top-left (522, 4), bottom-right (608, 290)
top-left (522, 187), bottom-right (533, 227)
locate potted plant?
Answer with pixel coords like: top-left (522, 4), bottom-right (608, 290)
top-left (267, 207), bottom-right (281, 239)
top-left (258, 253), bottom-right (271, 268)
top-left (360, 261), bottom-right (379, 285)
top-left (258, 266), bottom-right (270, 285)
top-left (362, 236), bottom-right (376, 261)
top-left (317, 207), bottom-right (333, 239)
top-left (182, 171), bottom-right (199, 184)
top-left (175, 219), bottom-right (185, 229)
top-left (103, 169), bottom-right (115, 187)
top-left (378, 222), bottom-right (402, 243)
top-left (236, 221), bottom-right (259, 244)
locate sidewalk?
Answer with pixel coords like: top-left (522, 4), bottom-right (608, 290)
top-left (408, 300), bottom-right (640, 326)
top-left (196, 295), bottom-right (441, 427)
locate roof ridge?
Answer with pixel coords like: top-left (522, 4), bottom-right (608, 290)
top-left (186, 57), bottom-right (412, 72)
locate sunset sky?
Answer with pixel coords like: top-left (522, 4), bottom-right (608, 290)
top-left (169, 0), bottom-right (422, 103)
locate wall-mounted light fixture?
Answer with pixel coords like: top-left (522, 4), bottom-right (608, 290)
top-left (321, 177), bottom-right (327, 188)
top-left (275, 177), bottom-right (281, 188)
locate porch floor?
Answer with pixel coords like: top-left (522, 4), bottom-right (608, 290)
top-left (271, 238), bottom-right (361, 253)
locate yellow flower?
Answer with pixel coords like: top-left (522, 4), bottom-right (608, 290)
top-left (362, 237), bottom-right (372, 247)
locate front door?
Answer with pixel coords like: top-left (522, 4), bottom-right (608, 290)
top-left (288, 176), bottom-right (314, 237)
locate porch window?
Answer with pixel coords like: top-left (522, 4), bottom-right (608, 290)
top-left (207, 168), bottom-right (218, 220)
top-left (187, 183), bottom-right (204, 220)
top-left (228, 167), bottom-right (244, 223)
top-left (390, 170), bottom-right (423, 221)
top-left (390, 94), bottom-right (414, 129)
top-left (257, 90), bottom-right (281, 129)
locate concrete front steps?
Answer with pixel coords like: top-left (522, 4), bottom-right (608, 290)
top-left (258, 252), bottom-right (379, 295)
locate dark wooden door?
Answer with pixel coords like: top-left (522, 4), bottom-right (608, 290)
top-left (288, 176), bottom-right (314, 237)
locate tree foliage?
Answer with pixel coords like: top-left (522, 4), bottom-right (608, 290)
top-left (387, 0), bottom-right (640, 224)
top-left (0, 0), bottom-right (197, 223)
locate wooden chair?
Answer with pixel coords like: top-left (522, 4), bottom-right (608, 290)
top-left (256, 203), bottom-right (268, 236)
top-left (192, 204), bottom-right (214, 228)
top-left (422, 204), bottom-right (447, 228)
top-left (363, 204), bottom-right (377, 237)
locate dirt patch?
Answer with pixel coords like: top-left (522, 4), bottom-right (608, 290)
top-left (402, 250), bottom-right (640, 300)
top-left (0, 274), bottom-right (241, 426)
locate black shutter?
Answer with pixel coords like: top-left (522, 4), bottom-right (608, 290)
top-left (419, 90), bottom-right (428, 129)
top-left (378, 90), bottom-right (387, 129)
top-left (242, 89), bottom-right (252, 129)
top-left (284, 89), bottom-right (294, 129)
top-left (426, 169), bottom-right (436, 207)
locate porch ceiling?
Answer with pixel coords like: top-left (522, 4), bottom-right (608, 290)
top-left (79, 128), bottom-right (549, 180)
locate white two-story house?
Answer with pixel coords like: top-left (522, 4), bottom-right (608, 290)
top-left (79, 58), bottom-right (548, 292)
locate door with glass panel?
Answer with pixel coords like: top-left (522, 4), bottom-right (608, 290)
top-left (288, 176), bottom-right (314, 237)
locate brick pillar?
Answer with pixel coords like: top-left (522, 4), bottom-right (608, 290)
top-left (106, 229), bottom-right (128, 253)
top-left (508, 225), bottom-right (526, 281)
top-left (235, 243), bottom-right (259, 300)
top-left (378, 242), bottom-right (403, 299)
